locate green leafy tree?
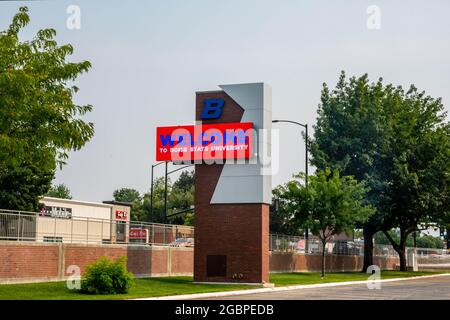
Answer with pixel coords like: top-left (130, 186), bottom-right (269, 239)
top-left (310, 72), bottom-right (391, 272)
top-left (114, 171), bottom-right (195, 224)
top-left (172, 171), bottom-right (194, 193)
top-left (0, 165), bottom-right (54, 211)
top-left (0, 7), bottom-right (94, 211)
top-left (168, 171), bottom-right (194, 224)
top-left (183, 212), bottom-right (195, 226)
top-left (310, 72), bottom-right (450, 271)
top-left (113, 179), bottom-right (169, 224)
top-left (145, 171), bottom-right (194, 225)
top-left (271, 185), bottom-right (307, 235)
top-left (375, 231), bottom-right (444, 249)
top-left (379, 84), bottom-right (450, 270)
top-left (46, 184), bottom-right (72, 199)
top-left (147, 176), bottom-right (172, 223)
top-left (113, 188), bottom-right (141, 203)
top-left (278, 169), bottom-right (374, 277)
top-left (113, 188), bottom-right (144, 221)
top-left (416, 235), bottom-right (444, 249)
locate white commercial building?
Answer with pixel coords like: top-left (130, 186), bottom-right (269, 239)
top-left (36, 197), bottom-right (132, 244)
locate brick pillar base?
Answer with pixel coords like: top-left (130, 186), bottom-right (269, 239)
top-left (194, 200), bottom-right (269, 284)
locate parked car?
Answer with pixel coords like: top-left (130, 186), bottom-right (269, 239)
top-left (308, 241), bottom-right (321, 254)
top-left (332, 241), bottom-right (361, 255)
top-left (295, 240), bottom-right (306, 253)
top-left (170, 237), bottom-right (194, 247)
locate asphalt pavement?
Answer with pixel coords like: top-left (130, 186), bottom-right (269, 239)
top-left (202, 275), bottom-right (450, 300)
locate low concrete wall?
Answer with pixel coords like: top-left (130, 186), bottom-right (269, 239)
top-left (0, 242), bottom-right (399, 284)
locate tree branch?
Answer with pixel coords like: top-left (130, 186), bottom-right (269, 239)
top-left (383, 230), bottom-right (399, 251)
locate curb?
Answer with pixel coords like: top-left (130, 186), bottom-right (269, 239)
top-left (134, 273), bottom-right (450, 300)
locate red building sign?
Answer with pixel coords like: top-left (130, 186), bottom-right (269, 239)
top-left (156, 122), bottom-right (253, 162)
top-left (129, 229), bottom-right (148, 240)
top-left (115, 210), bottom-right (127, 221)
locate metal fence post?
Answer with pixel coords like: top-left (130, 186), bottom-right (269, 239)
top-left (127, 221), bottom-right (130, 244)
top-left (20, 215), bottom-right (24, 240)
top-left (17, 212), bottom-right (21, 241)
top-left (163, 226), bottom-right (167, 245)
top-left (152, 224), bottom-right (155, 244)
top-left (54, 215), bottom-right (57, 240)
top-left (86, 217), bottom-right (89, 244)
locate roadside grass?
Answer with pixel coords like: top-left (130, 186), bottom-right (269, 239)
top-left (0, 277), bottom-right (255, 300)
top-left (269, 270), bottom-right (444, 286)
top-left (0, 271), bottom-right (445, 300)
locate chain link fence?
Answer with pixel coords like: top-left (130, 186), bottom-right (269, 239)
top-left (269, 233), bottom-right (449, 260)
top-left (269, 235), bottom-right (367, 255)
top-left (0, 209), bottom-right (194, 246)
top-left (1, 210), bottom-right (448, 262)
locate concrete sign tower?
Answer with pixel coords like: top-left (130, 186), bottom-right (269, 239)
top-left (194, 83), bottom-right (272, 284)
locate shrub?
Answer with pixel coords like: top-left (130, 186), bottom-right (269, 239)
top-left (80, 256), bottom-right (134, 294)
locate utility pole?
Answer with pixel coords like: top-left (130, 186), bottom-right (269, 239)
top-left (150, 165), bottom-right (154, 221)
top-left (164, 161), bottom-right (168, 223)
top-left (152, 161), bottom-right (195, 224)
top-left (447, 226), bottom-right (449, 251)
top-left (305, 124), bottom-right (308, 187)
top-left (150, 162), bottom-right (164, 222)
top-left (304, 123), bottom-right (309, 252)
top-left (272, 119), bottom-right (310, 252)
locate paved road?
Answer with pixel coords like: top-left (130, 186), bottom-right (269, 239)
top-left (202, 275), bottom-right (450, 300)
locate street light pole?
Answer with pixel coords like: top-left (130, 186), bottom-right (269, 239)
top-left (305, 123), bottom-right (308, 188)
top-left (150, 161), bottom-right (164, 222)
top-left (447, 226), bottom-right (450, 250)
top-left (164, 161), bottom-right (168, 223)
top-left (165, 163), bottom-right (195, 223)
top-left (272, 121), bottom-right (308, 180)
top-left (150, 165), bottom-right (154, 221)
top-left (272, 119), bottom-right (310, 250)
top-left (152, 160), bottom-right (195, 224)
top-left (413, 231), bottom-right (417, 248)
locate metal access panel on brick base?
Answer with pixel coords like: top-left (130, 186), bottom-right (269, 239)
top-left (206, 255), bottom-right (227, 277)
top-left (193, 83), bottom-right (272, 284)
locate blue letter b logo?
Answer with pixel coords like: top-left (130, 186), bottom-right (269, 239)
top-left (201, 99), bottom-right (224, 119)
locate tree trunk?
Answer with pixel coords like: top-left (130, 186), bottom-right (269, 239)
top-left (362, 227), bottom-right (374, 272)
top-left (321, 241), bottom-right (326, 278)
top-left (385, 228), bottom-right (408, 271)
top-left (397, 246), bottom-right (407, 271)
top-left (392, 233), bottom-right (407, 271)
top-left (397, 229), bottom-right (408, 271)
top-left (447, 226), bottom-right (450, 250)
top-left (304, 228), bottom-right (309, 253)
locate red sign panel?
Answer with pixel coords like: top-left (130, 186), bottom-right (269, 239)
top-left (156, 122), bottom-right (254, 162)
top-left (115, 210), bottom-right (127, 221)
top-left (129, 229), bottom-right (148, 240)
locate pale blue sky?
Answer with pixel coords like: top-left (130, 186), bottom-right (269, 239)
top-left (1, 0), bottom-right (449, 202)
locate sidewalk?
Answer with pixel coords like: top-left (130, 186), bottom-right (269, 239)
top-left (135, 273), bottom-right (450, 300)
